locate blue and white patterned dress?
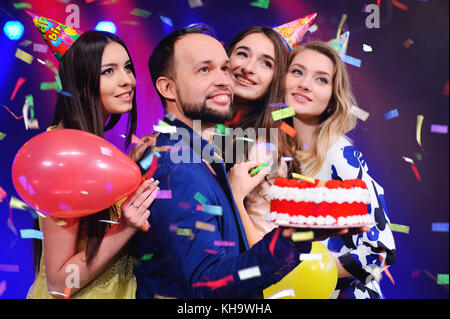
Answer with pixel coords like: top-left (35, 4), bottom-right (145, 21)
top-left (315, 135), bottom-right (397, 299)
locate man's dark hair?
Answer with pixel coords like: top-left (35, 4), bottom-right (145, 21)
top-left (148, 24), bottom-right (216, 109)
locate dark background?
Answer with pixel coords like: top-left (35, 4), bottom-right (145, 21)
top-left (0, 0), bottom-right (448, 299)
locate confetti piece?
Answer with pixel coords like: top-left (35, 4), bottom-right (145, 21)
top-left (155, 190), bottom-right (172, 199)
top-left (59, 202), bottom-right (72, 212)
top-left (307, 24), bottom-right (318, 34)
top-left (188, 0), bottom-right (203, 8)
top-left (15, 48), bottom-right (33, 64)
top-left (64, 287), bottom-right (71, 299)
top-left (194, 192), bottom-right (207, 205)
top-left (140, 253), bottom-right (154, 261)
top-left (0, 264), bottom-right (19, 272)
top-left (268, 227), bottom-right (281, 255)
top-left (442, 80), bottom-right (449, 95)
top-left (336, 14), bottom-right (347, 38)
top-left (201, 204), bottom-right (223, 216)
top-left (204, 249), bottom-right (218, 254)
top-left (415, 153), bottom-right (422, 161)
top-left (213, 240), bottom-right (235, 247)
top-left (402, 38), bottom-right (414, 48)
top-left (292, 173), bottom-right (315, 183)
top-left (271, 107), bottom-right (295, 121)
top-left (0, 132), bottom-right (5, 141)
top-left (0, 186), bottom-right (6, 201)
top-left (392, 0), bottom-right (408, 11)
top-left (250, 0), bottom-right (270, 9)
top-left (266, 103), bottom-right (287, 108)
top-left (410, 164), bottom-right (421, 182)
top-left (341, 55), bottom-right (362, 67)
top-left (98, 220), bottom-right (120, 224)
top-left (20, 229), bottom-right (43, 239)
top-left (389, 223), bottom-right (410, 234)
top-left (2, 105), bottom-right (23, 119)
top-left (160, 15), bottom-right (173, 27)
top-left (249, 162), bottom-right (268, 176)
top-left (282, 157), bottom-right (294, 161)
top-left (416, 115), bottom-right (424, 148)
top-left (431, 222), bottom-right (449, 232)
top-left (12, 2), bottom-right (32, 9)
top-left (192, 274), bottom-right (234, 290)
top-left (19, 39), bottom-right (32, 47)
top-left (33, 43), bottom-right (48, 53)
top-left (350, 104), bottom-right (370, 121)
top-left (129, 8), bottom-right (152, 18)
top-left (153, 125), bottom-right (176, 133)
top-left (176, 228), bottom-right (193, 236)
top-left (437, 274), bottom-right (449, 285)
top-left (280, 121), bottom-right (296, 137)
top-left (238, 266), bottom-right (261, 280)
top-left (291, 231), bottom-right (314, 242)
top-left (411, 269), bottom-right (421, 279)
top-left (235, 136), bottom-right (255, 142)
top-left (430, 124), bottom-right (448, 134)
top-left (140, 152), bottom-right (154, 170)
top-left (100, 146), bottom-right (113, 156)
top-left (10, 77), bottom-right (26, 100)
top-left (362, 44), bottom-right (373, 52)
top-left (49, 290), bottom-right (67, 297)
top-left (402, 156), bottom-right (414, 164)
top-left (300, 253), bottom-right (322, 261)
top-left (10, 196), bottom-right (30, 211)
top-left (216, 123), bottom-right (230, 135)
top-left (0, 281), bottom-right (6, 298)
top-left (55, 220), bottom-right (67, 226)
top-left (266, 289), bottom-right (295, 299)
top-left (195, 221), bottom-right (216, 232)
top-left (40, 81), bottom-right (58, 91)
top-left (384, 108), bottom-right (399, 120)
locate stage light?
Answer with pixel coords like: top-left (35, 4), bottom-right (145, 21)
top-left (95, 21), bottom-right (117, 34)
top-left (3, 20), bottom-right (24, 40)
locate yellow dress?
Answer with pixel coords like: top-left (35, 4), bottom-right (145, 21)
top-left (26, 126), bottom-right (137, 299)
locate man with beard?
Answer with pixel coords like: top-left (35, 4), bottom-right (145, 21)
top-left (130, 25), bottom-right (359, 299)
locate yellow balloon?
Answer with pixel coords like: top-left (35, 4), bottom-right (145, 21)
top-left (263, 241), bottom-right (337, 299)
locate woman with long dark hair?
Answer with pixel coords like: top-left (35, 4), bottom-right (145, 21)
top-left (27, 30), bottom-right (159, 299)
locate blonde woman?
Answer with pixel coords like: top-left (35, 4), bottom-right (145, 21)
top-left (228, 41), bottom-right (396, 299)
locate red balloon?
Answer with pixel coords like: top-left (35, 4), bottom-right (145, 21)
top-left (12, 129), bottom-right (142, 218)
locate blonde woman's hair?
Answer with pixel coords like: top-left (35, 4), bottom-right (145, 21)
top-left (290, 41), bottom-right (357, 177)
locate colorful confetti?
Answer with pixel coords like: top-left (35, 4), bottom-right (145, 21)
top-left (280, 121), bottom-right (296, 137)
top-left (0, 264), bottom-right (19, 272)
top-left (192, 274), bottom-right (234, 290)
top-left (392, 0), bottom-right (408, 11)
top-left (10, 77), bottom-right (26, 100)
top-left (416, 115), bottom-right (424, 148)
top-left (384, 108), bottom-right (399, 120)
top-left (238, 266), bottom-right (261, 280)
top-left (271, 107), bottom-right (295, 121)
top-left (300, 253), bottom-right (322, 261)
top-left (195, 221), bottom-right (216, 232)
top-left (188, 0), bottom-right (203, 8)
top-left (430, 124), bottom-right (448, 134)
top-left (341, 54), bottom-right (362, 67)
top-left (437, 274), bottom-right (449, 285)
top-left (15, 48), bottom-right (33, 64)
top-left (402, 38), bottom-right (414, 48)
top-left (249, 0), bottom-right (270, 10)
top-left (292, 173), bottom-right (315, 183)
top-left (291, 231), bottom-right (314, 242)
top-left (389, 223), bottom-right (410, 234)
top-left (431, 222), bottom-right (449, 232)
top-left (350, 104), bottom-right (370, 121)
top-left (213, 240), bottom-right (236, 247)
top-left (249, 162), bottom-right (268, 176)
top-left (19, 229), bottom-right (43, 240)
top-left (154, 190), bottom-right (172, 199)
top-left (129, 8), bottom-right (152, 18)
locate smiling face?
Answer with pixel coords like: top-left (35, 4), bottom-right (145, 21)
top-left (229, 32), bottom-right (276, 102)
top-left (284, 48), bottom-right (334, 123)
top-left (172, 33), bottom-right (233, 123)
top-left (99, 41), bottom-right (136, 117)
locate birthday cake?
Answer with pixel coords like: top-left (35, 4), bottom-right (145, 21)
top-left (267, 178), bottom-right (373, 228)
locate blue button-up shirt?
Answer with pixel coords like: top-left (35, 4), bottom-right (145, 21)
top-left (130, 118), bottom-right (310, 298)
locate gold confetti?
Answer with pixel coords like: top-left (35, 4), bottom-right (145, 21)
top-left (15, 48), bottom-right (33, 64)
